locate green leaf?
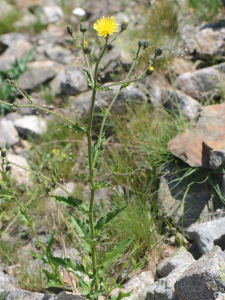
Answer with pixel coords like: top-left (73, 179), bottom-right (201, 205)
top-left (46, 229), bottom-right (56, 254)
top-left (120, 83), bottom-right (130, 89)
top-left (42, 269), bottom-right (57, 281)
top-left (131, 256), bottom-right (136, 266)
top-left (50, 195), bottom-right (82, 207)
top-left (28, 251), bottom-right (48, 264)
top-left (83, 69), bottom-right (93, 87)
top-left (69, 213), bottom-right (91, 238)
top-left (90, 180), bottom-right (111, 190)
top-left (25, 91), bottom-right (33, 104)
top-left (95, 206), bottom-right (127, 233)
top-left (45, 279), bottom-right (63, 288)
top-left (96, 86), bottom-right (113, 92)
top-left (86, 133), bottom-right (105, 169)
top-left (98, 102), bottom-right (106, 115)
top-left (111, 290), bottom-right (133, 300)
top-left (81, 239), bottom-right (91, 253)
top-left (18, 208), bottom-right (32, 226)
top-left (49, 257), bottom-right (90, 276)
top-left (84, 237), bottom-right (97, 247)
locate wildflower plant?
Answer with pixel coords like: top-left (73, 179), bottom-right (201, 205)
top-left (0, 17), bottom-right (163, 300)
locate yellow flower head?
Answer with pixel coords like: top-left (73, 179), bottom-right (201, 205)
top-left (93, 16), bottom-right (119, 37)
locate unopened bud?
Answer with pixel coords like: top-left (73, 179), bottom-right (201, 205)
top-left (168, 228), bottom-right (176, 234)
top-left (6, 142), bottom-right (10, 149)
top-left (67, 26), bottom-right (73, 35)
top-left (146, 66), bottom-right (154, 76)
top-left (165, 226), bottom-right (170, 232)
top-left (11, 106), bottom-right (18, 113)
top-left (154, 47), bottom-right (163, 57)
top-left (138, 40), bottom-right (143, 47)
top-left (145, 166), bottom-right (153, 172)
top-left (1, 148), bottom-right (6, 158)
top-left (6, 79), bottom-right (11, 85)
top-left (80, 23), bottom-right (87, 33)
top-left (5, 165), bottom-right (11, 172)
top-left (121, 20), bottom-right (128, 31)
top-left (83, 46), bottom-right (91, 55)
top-left (13, 100), bottom-right (18, 106)
top-left (143, 40), bottom-right (149, 49)
top-left (7, 72), bottom-right (13, 80)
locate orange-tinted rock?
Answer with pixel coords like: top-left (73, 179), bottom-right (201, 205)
top-left (168, 103), bottom-right (225, 169)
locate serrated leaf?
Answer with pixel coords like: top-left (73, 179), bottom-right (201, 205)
top-left (49, 257), bottom-right (90, 276)
top-left (120, 83), bottom-right (130, 89)
top-left (90, 180), bottom-right (111, 190)
top-left (98, 102), bottom-right (106, 115)
top-left (57, 123), bottom-right (87, 133)
top-left (95, 206), bottom-right (126, 233)
top-left (83, 69), bottom-right (93, 87)
top-left (111, 290), bottom-right (133, 300)
top-left (46, 229), bottom-right (55, 253)
top-left (69, 213), bottom-right (91, 238)
top-left (18, 208), bottom-right (32, 226)
top-left (28, 251), bottom-right (48, 264)
top-left (96, 86), bottom-right (113, 92)
top-left (50, 195), bottom-right (82, 207)
top-left (32, 241), bottom-right (42, 248)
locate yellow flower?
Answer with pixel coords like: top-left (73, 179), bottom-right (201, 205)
top-left (93, 16), bottom-right (119, 37)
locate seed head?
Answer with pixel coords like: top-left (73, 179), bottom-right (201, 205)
top-left (80, 23), bottom-right (87, 33)
top-left (121, 20), bottom-right (128, 31)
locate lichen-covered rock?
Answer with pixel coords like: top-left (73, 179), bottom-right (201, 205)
top-left (175, 246), bottom-right (225, 300)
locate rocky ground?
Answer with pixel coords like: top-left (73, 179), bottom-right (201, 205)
top-left (2, 0), bottom-right (225, 299)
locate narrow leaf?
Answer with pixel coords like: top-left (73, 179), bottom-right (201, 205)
top-left (49, 257), bottom-right (90, 276)
top-left (45, 279), bottom-right (63, 288)
top-left (28, 251), bottom-right (48, 264)
top-left (50, 195), bottom-right (82, 207)
top-left (98, 103), bottom-right (106, 115)
top-left (69, 213), bottom-right (91, 238)
top-left (91, 181), bottom-right (111, 190)
top-left (83, 69), bottom-right (93, 87)
top-left (18, 208), bottom-right (32, 226)
top-left (46, 229), bottom-right (56, 253)
top-left (42, 269), bottom-right (57, 280)
top-left (95, 206), bottom-right (127, 233)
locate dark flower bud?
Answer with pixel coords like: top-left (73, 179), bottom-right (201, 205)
top-left (107, 44), bottom-right (113, 50)
top-left (80, 23), bottom-right (87, 33)
top-left (154, 47), bottom-right (163, 57)
top-left (6, 79), bottom-right (11, 85)
top-left (121, 20), bottom-right (128, 31)
top-left (143, 40), bottom-right (149, 49)
top-left (5, 165), bottom-right (11, 172)
top-left (46, 186), bottom-right (51, 193)
top-left (11, 106), bottom-right (18, 112)
top-left (6, 141), bottom-right (10, 149)
top-left (83, 46), bottom-right (92, 55)
top-left (1, 148), bottom-right (6, 158)
top-left (162, 215), bottom-right (168, 220)
top-left (138, 40), bottom-right (143, 47)
top-left (168, 228), bottom-right (176, 234)
top-left (13, 100), bottom-right (18, 106)
top-left (67, 26), bottom-right (73, 35)
top-left (146, 66), bottom-right (154, 76)
top-left (165, 226), bottom-right (170, 232)
top-left (7, 72), bottom-right (13, 80)
top-left (145, 166), bottom-right (153, 173)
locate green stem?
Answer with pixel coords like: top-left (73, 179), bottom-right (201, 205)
top-left (103, 75), bottom-right (146, 88)
top-left (101, 168), bottom-right (142, 182)
top-left (0, 100), bottom-right (75, 126)
top-left (83, 32), bottom-right (94, 85)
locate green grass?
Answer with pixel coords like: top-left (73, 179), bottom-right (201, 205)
top-left (186, 0), bottom-right (222, 22)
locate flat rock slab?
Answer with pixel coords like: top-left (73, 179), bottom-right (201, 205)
top-left (175, 246), bottom-right (225, 300)
top-left (158, 163), bottom-right (222, 228)
top-left (14, 115), bottom-right (47, 136)
top-left (0, 118), bottom-right (19, 148)
top-left (185, 217), bottom-right (225, 255)
top-left (157, 247), bottom-right (195, 278)
top-left (175, 63), bottom-right (225, 101)
top-left (168, 103), bottom-right (225, 168)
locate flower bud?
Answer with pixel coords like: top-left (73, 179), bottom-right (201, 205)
top-left (13, 100), bottom-right (18, 106)
top-left (121, 20), bottom-right (128, 31)
top-left (145, 166), bottom-right (153, 173)
top-left (83, 46), bottom-right (92, 55)
top-left (6, 79), bottom-right (11, 85)
top-left (67, 26), bottom-right (73, 35)
top-left (154, 47), bottom-right (163, 57)
top-left (5, 165), bottom-right (11, 172)
top-left (168, 228), bottom-right (176, 234)
top-left (1, 148), bottom-right (6, 158)
top-left (7, 72), bottom-right (13, 80)
top-left (138, 40), bottom-right (143, 47)
top-left (11, 106), bottom-right (18, 112)
top-left (80, 23), bottom-right (87, 33)
top-left (143, 40), bottom-right (149, 49)
top-left (6, 141), bottom-right (10, 149)
top-left (165, 226), bottom-right (170, 232)
top-left (146, 66), bottom-right (154, 76)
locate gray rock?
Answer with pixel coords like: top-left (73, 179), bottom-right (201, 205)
top-left (110, 271), bottom-right (154, 300)
top-left (14, 9), bottom-right (38, 28)
top-left (209, 150), bottom-right (225, 170)
top-left (157, 247), bottom-right (195, 278)
top-left (45, 46), bottom-right (73, 64)
top-left (37, 5), bottom-right (64, 25)
top-left (57, 292), bottom-right (86, 300)
top-left (50, 66), bottom-right (88, 96)
top-left (0, 32), bottom-right (29, 54)
top-left (3, 286), bottom-right (57, 300)
top-left (71, 84), bottom-right (147, 115)
top-left (175, 63), bottom-right (225, 101)
top-left (0, 154), bottom-right (31, 185)
top-left (175, 246), bottom-right (225, 300)
top-left (185, 217), bottom-right (225, 255)
top-left (14, 116), bottom-right (47, 136)
top-left (158, 163), bottom-right (222, 228)
top-left (17, 95), bottom-right (53, 116)
top-left (17, 67), bottom-right (57, 90)
top-left (145, 264), bottom-right (190, 300)
top-left (83, 187), bottom-right (111, 206)
top-left (163, 89), bottom-right (200, 119)
top-left (0, 118), bottom-right (19, 148)
top-left (0, 266), bottom-right (14, 287)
